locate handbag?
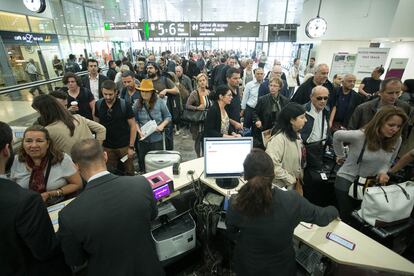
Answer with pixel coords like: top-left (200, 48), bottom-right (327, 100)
top-left (348, 139), bottom-right (377, 200)
top-left (357, 181), bottom-right (414, 227)
top-left (181, 109), bottom-right (207, 123)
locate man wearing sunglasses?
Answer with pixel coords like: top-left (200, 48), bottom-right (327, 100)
top-left (301, 86), bottom-right (333, 206)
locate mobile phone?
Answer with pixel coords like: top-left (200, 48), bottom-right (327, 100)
top-left (326, 232), bottom-right (355, 250)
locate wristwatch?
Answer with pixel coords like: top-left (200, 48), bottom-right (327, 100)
top-left (128, 145), bottom-right (135, 150)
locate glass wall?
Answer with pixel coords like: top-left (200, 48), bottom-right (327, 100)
top-left (0, 11), bottom-right (30, 32)
top-left (28, 17), bottom-right (55, 34)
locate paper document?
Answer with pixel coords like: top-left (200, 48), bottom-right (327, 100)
top-left (140, 120), bottom-right (157, 140)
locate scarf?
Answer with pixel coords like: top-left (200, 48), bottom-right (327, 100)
top-left (27, 155), bottom-right (49, 193)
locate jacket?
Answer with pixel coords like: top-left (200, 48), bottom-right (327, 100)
top-left (204, 102), bottom-right (229, 137)
top-left (81, 74), bottom-right (108, 99)
top-left (330, 87), bottom-right (364, 128)
top-left (291, 77), bottom-right (334, 105)
top-left (301, 102), bottom-right (330, 144)
top-left (348, 98), bottom-right (413, 130)
top-left (252, 93), bottom-right (290, 131)
top-left (266, 132), bottom-right (304, 188)
top-left (58, 174), bottom-right (164, 276)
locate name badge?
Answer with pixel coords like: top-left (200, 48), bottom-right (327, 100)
top-left (358, 176), bottom-right (367, 184)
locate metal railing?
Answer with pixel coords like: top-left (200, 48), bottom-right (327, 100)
top-left (0, 68), bottom-right (108, 95)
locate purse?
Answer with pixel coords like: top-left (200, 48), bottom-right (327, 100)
top-left (357, 181), bottom-right (414, 227)
top-left (181, 109), bottom-right (207, 123)
top-left (348, 139), bottom-right (377, 200)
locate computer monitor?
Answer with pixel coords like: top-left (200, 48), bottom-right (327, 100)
top-left (204, 137), bottom-right (253, 189)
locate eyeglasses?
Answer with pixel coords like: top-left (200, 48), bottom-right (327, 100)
top-left (316, 96), bottom-right (329, 101)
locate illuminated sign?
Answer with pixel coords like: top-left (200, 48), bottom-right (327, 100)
top-left (103, 22), bottom-right (143, 30)
top-left (0, 31), bottom-right (58, 44)
top-left (190, 22), bottom-right (260, 37)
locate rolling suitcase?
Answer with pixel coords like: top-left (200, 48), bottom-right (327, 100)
top-left (145, 132), bottom-right (181, 172)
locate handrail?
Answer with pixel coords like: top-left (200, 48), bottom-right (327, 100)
top-left (0, 67), bottom-right (108, 95)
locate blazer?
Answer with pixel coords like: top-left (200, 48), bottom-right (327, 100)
top-left (81, 74), bottom-right (108, 99)
top-left (58, 173), bottom-right (164, 276)
top-left (0, 178), bottom-right (64, 276)
top-left (204, 101), bottom-right (229, 137)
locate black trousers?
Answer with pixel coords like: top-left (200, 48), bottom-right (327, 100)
top-left (137, 140), bottom-right (163, 172)
top-left (334, 176), bottom-right (361, 224)
top-left (243, 105), bottom-right (255, 129)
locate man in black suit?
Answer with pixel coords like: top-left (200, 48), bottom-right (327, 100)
top-left (0, 122), bottom-right (68, 275)
top-left (58, 139), bottom-right (164, 276)
top-left (81, 58), bottom-right (108, 100)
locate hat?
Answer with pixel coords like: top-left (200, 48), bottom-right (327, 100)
top-left (138, 79), bottom-right (155, 92)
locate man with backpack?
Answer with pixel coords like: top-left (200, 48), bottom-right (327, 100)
top-left (94, 80), bottom-right (137, 175)
top-left (146, 62), bottom-right (179, 150)
top-left (64, 54), bottom-right (81, 73)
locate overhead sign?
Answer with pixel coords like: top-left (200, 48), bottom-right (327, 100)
top-left (353, 48), bottom-right (390, 80)
top-left (104, 22), bottom-right (143, 30)
top-left (0, 30), bottom-right (58, 44)
top-left (104, 21), bottom-right (260, 38)
top-left (190, 22), bottom-right (260, 37)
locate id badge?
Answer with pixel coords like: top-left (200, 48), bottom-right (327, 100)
top-left (320, 172), bottom-right (328, 180)
top-left (358, 176), bottom-right (367, 184)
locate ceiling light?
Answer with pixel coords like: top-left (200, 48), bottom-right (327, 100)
top-left (101, 5), bottom-right (104, 9)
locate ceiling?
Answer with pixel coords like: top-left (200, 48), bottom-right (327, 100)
top-left (81, 0), bottom-right (304, 25)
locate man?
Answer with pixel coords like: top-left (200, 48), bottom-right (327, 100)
top-left (58, 139), bottom-right (164, 276)
top-left (122, 57), bottom-right (134, 72)
top-left (25, 58), bottom-right (44, 95)
top-left (146, 62), bottom-right (179, 150)
top-left (241, 67), bottom-right (264, 129)
top-left (358, 66), bottom-right (385, 98)
top-left (196, 51), bottom-right (205, 71)
top-left (225, 67), bottom-right (243, 132)
top-left (258, 65), bottom-right (289, 98)
top-left (64, 54), bottom-right (81, 73)
top-left (135, 56), bottom-right (147, 81)
top-left (211, 56), bottom-right (228, 89)
top-left (106, 60), bottom-right (117, 81)
top-left (300, 86), bottom-right (332, 206)
top-left (78, 54), bottom-right (87, 71)
top-left (94, 80), bottom-right (136, 175)
top-left (332, 74), bottom-right (343, 89)
top-left (81, 59), bottom-right (108, 100)
top-left (0, 122), bottom-right (68, 275)
top-left (176, 65), bottom-right (193, 93)
top-left (304, 57), bottom-right (316, 75)
top-left (348, 77), bottom-right (412, 130)
top-left (329, 74), bottom-right (364, 130)
top-left (120, 70), bottom-right (140, 107)
top-left (291, 63), bottom-right (334, 105)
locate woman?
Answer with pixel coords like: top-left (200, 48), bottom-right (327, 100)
top-left (62, 72), bottom-right (95, 120)
top-left (242, 59), bottom-right (254, 88)
top-left (333, 106), bottom-right (408, 222)
top-left (252, 77), bottom-right (289, 149)
top-left (10, 125), bottom-right (82, 204)
top-left (265, 103), bottom-right (307, 192)
top-left (204, 85), bottom-right (241, 138)
top-left (186, 73), bottom-right (212, 157)
top-left (226, 148), bottom-right (338, 276)
top-left (134, 79), bottom-right (171, 172)
top-left (287, 58), bottom-right (300, 98)
top-left (32, 94), bottom-right (106, 156)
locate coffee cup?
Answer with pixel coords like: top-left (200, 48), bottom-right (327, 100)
top-left (71, 101), bottom-right (78, 106)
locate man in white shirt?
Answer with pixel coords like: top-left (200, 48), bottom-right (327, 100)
top-left (241, 67), bottom-right (264, 129)
top-left (25, 58), bottom-right (44, 95)
top-left (301, 86), bottom-right (332, 206)
top-left (81, 59), bottom-right (108, 100)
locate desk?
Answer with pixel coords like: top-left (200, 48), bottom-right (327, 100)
top-left (200, 175), bottom-right (414, 275)
top-left (48, 158), bottom-right (204, 232)
top-left (48, 158), bottom-right (414, 275)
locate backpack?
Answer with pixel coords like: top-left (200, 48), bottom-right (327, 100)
top-left (160, 76), bottom-right (183, 124)
top-left (96, 98), bottom-right (126, 116)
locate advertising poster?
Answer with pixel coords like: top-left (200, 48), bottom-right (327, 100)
top-left (353, 48), bottom-right (390, 80)
top-left (329, 53), bottom-right (357, 80)
top-left (384, 58), bottom-right (408, 79)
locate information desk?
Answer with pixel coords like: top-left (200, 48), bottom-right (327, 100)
top-left (48, 157), bottom-right (414, 274)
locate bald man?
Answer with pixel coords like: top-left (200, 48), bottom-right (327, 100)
top-left (301, 86), bottom-right (333, 206)
top-left (258, 65), bottom-right (289, 98)
top-left (291, 64), bottom-right (334, 105)
top-left (329, 74), bottom-right (364, 130)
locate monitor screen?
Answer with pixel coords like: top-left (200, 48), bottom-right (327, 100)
top-left (153, 183), bottom-right (172, 201)
top-left (204, 137), bottom-right (253, 178)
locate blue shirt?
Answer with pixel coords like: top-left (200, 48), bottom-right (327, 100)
top-left (135, 99), bottom-right (171, 143)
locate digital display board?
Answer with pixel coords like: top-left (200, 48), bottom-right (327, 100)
top-left (190, 21), bottom-right (260, 37)
top-left (0, 31), bottom-right (59, 44)
top-left (147, 22), bottom-right (190, 38)
top-left (267, 24), bottom-right (298, 42)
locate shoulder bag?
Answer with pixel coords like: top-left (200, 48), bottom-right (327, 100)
top-left (181, 91), bottom-right (207, 123)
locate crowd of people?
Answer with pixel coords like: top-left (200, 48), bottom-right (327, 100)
top-left (1, 49), bottom-right (414, 275)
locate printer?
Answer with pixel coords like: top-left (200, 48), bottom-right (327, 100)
top-left (151, 213), bottom-right (196, 262)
